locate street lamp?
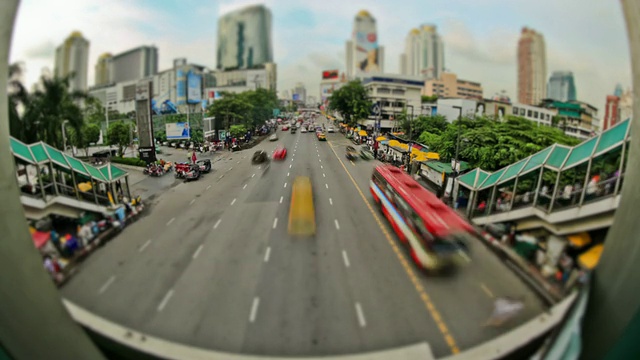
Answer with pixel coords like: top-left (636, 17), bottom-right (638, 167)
top-left (452, 106), bottom-right (463, 177)
top-left (406, 104), bottom-right (415, 140)
top-left (61, 120), bottom-right (69, 154)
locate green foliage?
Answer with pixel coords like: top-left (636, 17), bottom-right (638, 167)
top-left (69, 123), bottom-right (101, 156)
top-left (328, 80), bottom-right (372, 127)
top-left (421, 95), bottom-right (438, 103)
top-left (8, 70), bottom-right (86, 149)
top-left (423, 116), bottom-right (581, 171)
top-left (84, 96), bottom-right (106, 126)
top-left (206, 91), bottom-right (253, 130)
top-left (110, 156), bottom-right (146, 167)
top-left (229, 124), bottom-right (247, 138)
top-left (401, 115), bottom-right (449, 140)
top-left (107, 121), bottom-right (133, 156)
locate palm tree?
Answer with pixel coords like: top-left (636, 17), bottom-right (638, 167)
top-left (8, 63), bottom-right (32, 142)
top-left (8, 69), bottom-right (86, 150)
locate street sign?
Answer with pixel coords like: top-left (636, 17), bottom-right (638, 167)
top-left (273, 108), bottom-right (281, 117)
top-left (371, 103), bottom-right (381, 116)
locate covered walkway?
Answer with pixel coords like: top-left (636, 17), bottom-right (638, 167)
top-left (456, 119), bottom-right (630, 223)
top-left (11, 137), bottom-right (132, 216)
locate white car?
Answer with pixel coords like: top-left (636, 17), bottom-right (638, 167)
top-left (300, 127), bottom-right (308, 133)
top-left (327, 127), bottom-right (335, 133)
top-left (269, 133), bottom-right (278, 141)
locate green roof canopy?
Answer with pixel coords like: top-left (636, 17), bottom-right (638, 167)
top-left (9, 136), bottom-right (127, 184)
top-left (457, 119), bottom-right (631, 191)
top-left (424, 161), bottom-right (470, 174)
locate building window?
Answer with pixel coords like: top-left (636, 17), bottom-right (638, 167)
top-left (546, 114), bottom-right (550, 120)
top-left (534, 111), bottom-right (539, 118)
top-left (527, 110), bottom-right (532, 117)
top-left (520, 108), bottom-right (525, 116)
top-left (513, 107), bottom-right (519, 115)
top-left (377, 88), bottom-right (390, 94)
top-left (392, 89), bottom-right (405, 95)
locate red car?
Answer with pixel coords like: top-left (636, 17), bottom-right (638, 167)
top-left (273, 146), bottom-right (287, 160)
top-left (282, 125), bottom-right (289, 131)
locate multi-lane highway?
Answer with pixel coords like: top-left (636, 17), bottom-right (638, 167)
top-left (61, 118), bottom-right (545, 358)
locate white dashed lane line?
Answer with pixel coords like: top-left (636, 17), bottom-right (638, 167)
top-left (139, 239), bottom-right (151, 252)
top-left (166, 217), bottom-right (175, 226)
top-left (284, 183), bottom-right (288, 188)
top-left (230, 198), bottom-right (237, 206)
top-left (342, 250), bottom-right (351, 268)
top-left (273, 218), bottom-right (278, 229)
top-left (157, 289), bottom-right (174, 312)
top-left (206, 185), bottom-right (211, 190)
top-left (355, 302), bottom-right (367, 327)
top-left (98, 276), bottom-right (116, 294)
top-left (329, 198), bottom-right (333, 205)
top-left (213, 219), bottom-right (221, 229)
top-left (249, 297), bottom-right (260, 323)
top-left (243, 184), bottom-right (248, 189)
top-left (190, 199), bottom-right (196, 205)
top-left (279, 196), bottom-right (283, 204)
top-left (325, 184), bottom-right (329, 189)
top-left (252, 173), bottom-right (256, 178)
top-left (264, 247), bottom-right (271, 262)
top-left (334, 219), bottom-right (340, 230)
top-left (192, 245), bottom-right (204, 259)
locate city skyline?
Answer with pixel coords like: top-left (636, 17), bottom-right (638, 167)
top-left (10, 0), bottom-right (631, 112)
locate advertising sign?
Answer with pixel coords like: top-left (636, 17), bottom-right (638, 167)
top-left (322, 70), bottom-right (339, 80)
top-left (166, 122), bottom-right (191, 140)
top-left (187, 72), bottom-right (202, 104)
top-left (293, 93), bottom-right (300, 101)
top-left (273, 108), bottom-right (280, 117)
top-left (138, 147), bottom-right (157, 163)
top-left (176, 68), bottom-right (186, 105)
top-left (218, 130), bottom-right (227, 141)
top-left (355, 30), bottom-right (380, 74)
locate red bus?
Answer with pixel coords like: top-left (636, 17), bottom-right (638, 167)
top-left (370, 165), bottom-right (473, 271)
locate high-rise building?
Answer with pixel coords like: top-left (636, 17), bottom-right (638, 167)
top-left (107, 46), bottom-right (158, 84)
top-left (400, 25), bottom-right (444, 80)
top-left (216, 4), bottom-right (273, 70)
top-left (345, 10), bottom-right (385, 79)
top-left (94, 53), bottom-right (112, 86)
top-left (293, 83), bottom-right (306, 103)
top-left (603, 95), bottom-right (621, 131)
top-left (517, 27), bottom-right (546, 106)
top-left (54, 31), bottom-right (90, 93)
top-left (547, 71), bottom-right (576, 102)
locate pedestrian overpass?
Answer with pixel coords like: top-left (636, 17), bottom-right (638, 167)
top-left (456, 119), bottom-right (630, 235)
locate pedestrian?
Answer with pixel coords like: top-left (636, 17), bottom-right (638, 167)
top-left (191, 151), bottom-right (197, 164)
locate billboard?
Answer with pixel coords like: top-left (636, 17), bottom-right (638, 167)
top-left (176, 68), bottom-right (186, 105)
top-left (322, 70), bottom-right (339, 80)
top-left (187, 72), bottom-right (202, 104)
top-left (293, 93), bottom-right (300, 101)
top-left (166, 122), bottom-right (191, 139)
top-left (355, 30), bottom-right (380, 73)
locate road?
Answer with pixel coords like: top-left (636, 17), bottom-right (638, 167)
top-left (61, 121), bottom-right (545, 358)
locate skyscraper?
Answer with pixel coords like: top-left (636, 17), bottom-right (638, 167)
top-left (345, 10), bottom-right (385, 79)
top-left (107, 46), bottom-right (158, 84)
top-left (400, 25), bottom-right (444, 80)
top-left (216, 4), bottom-right (273, 70)
top-left (547, 71), bottom-right (576, 102)
top-left (517, 27), bottom-right (546, 106)
top-left (54, 31), bottom-right (90, 92)
top-left (94, 53), bottom-right (112, 86)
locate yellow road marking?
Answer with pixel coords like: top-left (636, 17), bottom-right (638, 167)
top-left (327, 141), bottom-right (460, 354)
top-left (480, 283), bottom-right (495, 298)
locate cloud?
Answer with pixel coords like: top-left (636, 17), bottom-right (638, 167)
top-left (24, 40), bottom-right (55, 59)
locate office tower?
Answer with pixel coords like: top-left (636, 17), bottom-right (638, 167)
top-left (517, 27), bottom-right (547, 105)
top-left (216, 4), bottom-right (273, 70)
top-left (400, 25), bottom-right (444, 79)
top-left (345, 10), bottom-right (385, 79)
top-left (54, 31), bottom-right (90, 92)
top-left (547, 71), bottom-right (577, 102)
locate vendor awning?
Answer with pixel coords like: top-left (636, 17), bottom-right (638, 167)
top-left (32, 230), bottom-right (50, 249)
top-left (567, 232), bottom-right (592, 248)
top-left (376, 136), bottom-right (387, 141)
top-left (359, 130), bottom-right (368, 136)
top-left (579, 244), bottom-right (604, 270)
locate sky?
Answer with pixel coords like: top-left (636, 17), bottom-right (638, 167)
top-left (9, 0), bottom-right (632, 114)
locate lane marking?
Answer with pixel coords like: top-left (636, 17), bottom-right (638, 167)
top-left (355, 302), bottom-right (367, 327)
top-left (252, 173), bottom-right (256, 178)
top-left (319, 159), bottom-right (322, 162)
top-left (219, 175), bottom-right (224, 179)
top-left (273, 218), bottom-right (278, 229)
top-left (237, 161), bottom-right (240, 164)
top-left (342, 250), bottom-right (351, 268)
top-left (206, 185), bottom-right (211, 190)
top-left (279, 196), bottom-right (284, 204)
top-left (230, 198), bottom-right (236, 206)
top-left (98, 276), bottom-right (116, 294)
top-left (291, 158), bottom-right (294, 162)
top-left (166, 217), bottom-right (175, 226)
top-left (229, 167), bottom-right (233, 171)
top-left (249, 297), bottom-right (260, 323)
top-left (334, 219), bottom-right (340, 230)
top-left (190, 199), bottom-right (196, 205)
top-left (284, 182), bottom-right (288, 188)
top-left (327, 141), bottom-right (460, 354)
top-left (480, 283), bottom-right (495, 298)
top-left (350, 160), bottom-right (355, 166)
top-left (258, 166), bottom-right (261, 170)
top-left (321, 165), bottom-right (323, 169)
top-left (287, 172), bottom-right (290, 177)
top-left (323, 173), bottom-right (326, 177)
top-left (325, 183), bottom-right (329, 189)
top-left (289, 164), bottom-right (292, 169)
top-left (192, 244), bottom-right (204, 259)
top-left (264, 247), bottom-right (271, 262)
top-left (157, 289), bottom-right (174, 312)
top-left (213, 219), bottom-right (222, 229)
top-left (243, 184), bottom-right (248, 189)
top-left (329, 198), bottom-right (333, 205)
top-left (139, 239), bottom-right (151, 252)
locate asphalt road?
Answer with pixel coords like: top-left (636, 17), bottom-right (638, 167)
top-left (61, 121), bottom-right (545, 358)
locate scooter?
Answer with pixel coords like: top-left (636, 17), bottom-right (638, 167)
top-left (184, 165), bottom-right (201, 181)
top-left (195, 159), bottom-right (212, 173)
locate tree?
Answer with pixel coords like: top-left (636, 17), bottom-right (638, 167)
top-left (107, 121), bottom-right (133, 157)
top-left (421, 95), bottom-right (438, 103)
top-left (229, 124), bottom-right (247, 138)
top-left (70, 123), bottom-right (101, 156)
top-left (206, 92), bottom-right (253, 132)
top-left (8, 72), bottom-right (86, 149)
top-left (84, 96), bottom-right (106, 126)
top-left (241, 88), bottom-right (278, 128)
top-left (328, 80), bottom-right (372, 126)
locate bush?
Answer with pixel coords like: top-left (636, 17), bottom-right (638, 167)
top-left (110, 156), bottom-right (147, 167)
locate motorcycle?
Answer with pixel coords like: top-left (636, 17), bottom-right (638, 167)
top-left (231, 143), bottom-right (241, 152)
top-left (195, 159), bottom-right (212, 173)
top-left (184, 164), bottom-right (201, 181)
top-left (143, 163), bottom-right (165, 177)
